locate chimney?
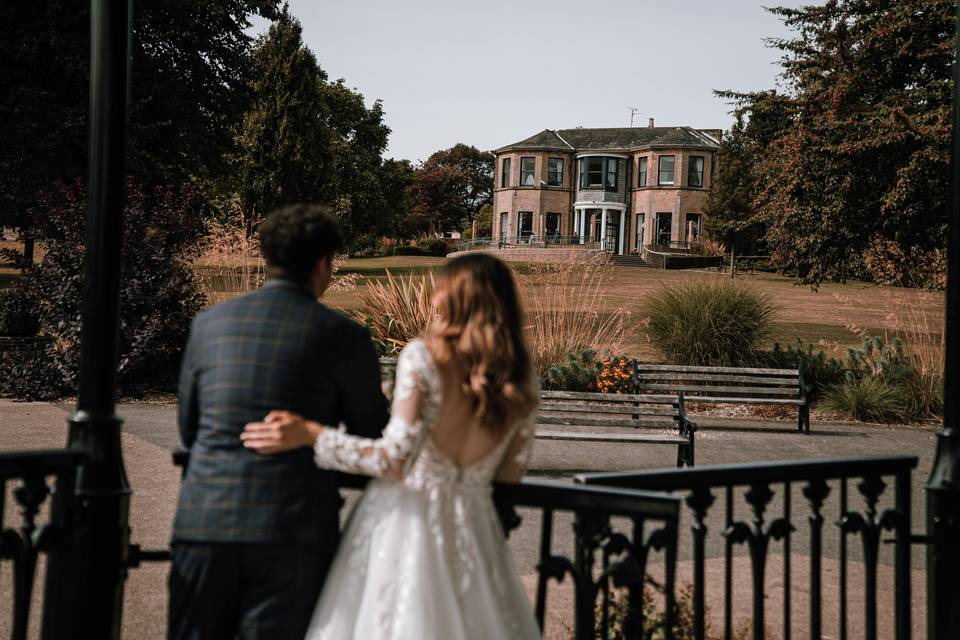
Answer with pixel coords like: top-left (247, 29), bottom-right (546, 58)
top-left (648, 117), bottom-right (655, 128)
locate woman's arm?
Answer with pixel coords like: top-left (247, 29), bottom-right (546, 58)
top-left (241, 367), bottom-right (427, 479)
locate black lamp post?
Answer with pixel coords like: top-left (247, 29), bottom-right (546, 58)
top-left (42, 1), bottom-right (132, 638)
top-left (926, 2), bottom-right (960, 638)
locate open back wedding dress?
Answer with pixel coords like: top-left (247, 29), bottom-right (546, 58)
top-left (304, 338), bottom-right (541, 640)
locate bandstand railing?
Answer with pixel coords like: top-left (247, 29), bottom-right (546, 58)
top-left (579, 455), bottom-right (918, 640)
top-left (0, 450), bottom-right (85, 640)
top-left (167, 449), bottom-right (683, 640)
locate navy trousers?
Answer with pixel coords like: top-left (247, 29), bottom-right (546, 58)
top-left (168, 543), bottom-right (331, 640)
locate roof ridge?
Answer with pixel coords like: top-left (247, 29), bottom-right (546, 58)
top-left (552, 129), bottom-right (574, 149)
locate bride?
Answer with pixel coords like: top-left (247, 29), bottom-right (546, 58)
top-left (240, 253), bottom-right (542, 639)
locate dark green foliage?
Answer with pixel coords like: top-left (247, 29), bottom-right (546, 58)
top-left (644, 281), bottom-right (776, 366)
top-left (419, 238), bottom-right (450, 257)
top-left (236, 9), bottom-right (409, 245)
top-left (0, 0), bottom-right (281, 231)
top-left (541, 349), bottom-right (600, 392)
top-left (705, 92), bottom-right (789, 255)
top-left (0, 289), bottom-right (39, 337)
top-left (824, 377), bottom-right (908, 423)
top-left (765, 339), bottom-right (845, 398)
top-left (238, 8), bottom-right (337, 219)
top-left (389, 246), bottom-right (430, 257)
top-left (1, 179), bottom-right (206, 399)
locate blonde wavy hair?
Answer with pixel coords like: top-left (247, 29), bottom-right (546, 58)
top-left (426, 254), bottom-right (537, 434)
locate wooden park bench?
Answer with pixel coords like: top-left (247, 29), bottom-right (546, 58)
top-left (535, 390), bottom-right (696, 467)
top-left (632, 363), bottom-right (811, 434)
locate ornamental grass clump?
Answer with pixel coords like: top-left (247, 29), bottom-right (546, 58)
top-left (824, 376), bottom-right (908, 423)
top-left (515, 253), bottom-right (629, 373)
top-left (643, 280), bottom-right (776, 366)
top-left (353, 270), bottom-right (433, 356)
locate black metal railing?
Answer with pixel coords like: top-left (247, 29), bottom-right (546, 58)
top-left (171, 449), bottom-right (681, 639)
top-left (0, 450), bottom-right (85, 640)
top-left (578, 455), bottom-right (917, 640)
top-left (458, 235), bottom-right (602, 251)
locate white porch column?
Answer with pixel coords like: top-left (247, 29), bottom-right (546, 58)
top-left (574, 209), bottom-right (581, 242)
top-left (618, 210), bottom-right (625, 255)
top-left (578, 209), bottom-right (585, 243)
top-left (600, 209), bottom-right (608, 250)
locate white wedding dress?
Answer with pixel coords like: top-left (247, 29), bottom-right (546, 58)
top-left (304, 339), bottom-right (541, 640)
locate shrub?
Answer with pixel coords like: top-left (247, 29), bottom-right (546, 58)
top-left (765, 339), bottom-right (845, 399)
top-left (0, 288), bottom-right (39, 337)
top-left (643, 280), bottom-right (776, 366)
top-left (541, 349), bottom-right (599, 392)
top-left (390, 245), bottom-right (429, 257)
top-left (824, 377), bottom-right (907, 423)
top-left (353, 270), bottom-right (433, 356)
top-left (845, 336), bottom-right (943, 420)
top-left (419, 238), bottom-right (450, 257)
top-left (1, 179), bottom-right (206, 399)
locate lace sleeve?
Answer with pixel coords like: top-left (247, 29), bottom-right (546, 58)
top-left (313, 341), bottom-right (431, 478)
top-left (495, 373), bottom-right (540, 483)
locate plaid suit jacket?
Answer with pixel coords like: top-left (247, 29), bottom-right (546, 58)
top-left (172, 278), bottom-right (388, 547)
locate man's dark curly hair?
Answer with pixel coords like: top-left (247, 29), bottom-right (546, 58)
top-left (259, 204), bottom-right (346, 284)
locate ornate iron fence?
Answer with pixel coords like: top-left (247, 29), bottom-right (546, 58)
top-left (0, 450), bottom-right (85, 640)
top-left (167, 450), bottom-right (682, 639)
top-left (578, 455), bottom-right (917, 640)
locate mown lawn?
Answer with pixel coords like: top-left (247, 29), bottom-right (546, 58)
top-left (327, 256), bottom-right (944, 362)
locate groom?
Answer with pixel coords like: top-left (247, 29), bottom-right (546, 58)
top-left (168, 204), bottom-right (388, 640)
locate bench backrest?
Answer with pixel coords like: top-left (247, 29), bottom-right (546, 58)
top-left (538, 390), bottom-right (683, 429)
top-left (633, 363), bottom-right (804, 400)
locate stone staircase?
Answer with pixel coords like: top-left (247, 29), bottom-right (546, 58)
top-left (609, 254), bottom-right (649, 267)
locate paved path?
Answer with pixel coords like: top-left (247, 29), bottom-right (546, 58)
top-left (0, 400), bottom-right (939, 638)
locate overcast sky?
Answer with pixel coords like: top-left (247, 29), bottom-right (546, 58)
top-left (255, 1), bottom-right (806, 164)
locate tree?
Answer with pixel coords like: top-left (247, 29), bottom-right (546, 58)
top-left (705, 91), bottom-right (791, 255)
top-left (0, 0), bottom-right (281, 240)
top-left (237, 7), bottom-right (337, 224)
top-left (405, 144), bottom-right (494, 236)
top-left (2, 179), bottom-right (206, 399)
top-left (751, 0), bottom-right (953, 285)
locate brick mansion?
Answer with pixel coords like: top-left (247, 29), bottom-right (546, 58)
top-left (491, 119), bottom-right (721, 256)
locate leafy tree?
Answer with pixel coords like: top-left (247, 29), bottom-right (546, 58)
top-left (705, 91), bottom-right (790, 255)
top-left (752, 0), bottom-right (953, 285)
top-left (237, 7), bottom-right (337, 224)
top-left (0, 0), bottom-right (281, 241)
top-left (405, 144), bottom-right (494, 236)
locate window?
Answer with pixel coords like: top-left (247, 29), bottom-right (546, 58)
top-left (635, 213), bottom-right (645, 248)
top-left (688, 156), bottom-right (704, 188)
top-left (547, 158), bottom-right (564, 186)
top-left (579, 157), bottom-right (605, 188)
top-left (656, 212), bottom-right (672, 245)
top-left (605, 158), bottom-right (619, 190)
top-left (520, 157), bottom-right (535, 186)
top-left (501, 158), bottom-right (511, 188)
top-left (658, 156), bottom-right (675, 185)
top-left (499, 212), bottom-right (509, 241)
top-left (686, 213), bottom-right (702, 241)
top-left (579, 157), bottom-right (620, 189)
top-left (518, 211), bottom-right (533, 241)
top-left (637, 157), bottom-right (647, 187)
top-left (545, 212), bottom-right (561, 241)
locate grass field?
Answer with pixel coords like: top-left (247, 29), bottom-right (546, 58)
top-left (3, 246), bottom-right (943, 363)
top-left (325, 255), bottom-right (944, 362)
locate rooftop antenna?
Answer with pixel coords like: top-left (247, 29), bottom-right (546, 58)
top-left (628, 106), bottom-right (641, 128)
